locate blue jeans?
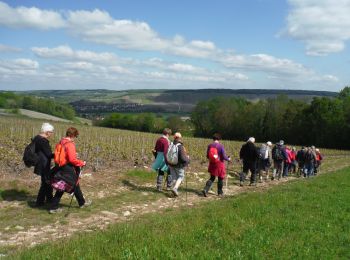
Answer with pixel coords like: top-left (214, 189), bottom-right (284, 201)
top-left (169, 166), bottom-right (185, 182)
top-left (304, 162), bottom-right (314, 177)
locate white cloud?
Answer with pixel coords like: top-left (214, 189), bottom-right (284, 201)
top-left (0, 1), bottom-right (65, 30)
top-left (220, 52), bottom-right (312, 77)
top-left (283, 0), bottom-right (350, 55)
top-left (0, 58), bottom-right (39, 78)
top-left (0, 43), bottom-right (21, 53)
top-left (32, 45), bottom-right (118, 63)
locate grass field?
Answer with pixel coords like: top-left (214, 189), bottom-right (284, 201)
top-left (1, 116), bottom-right (350, 258)
top-left (7, 167), bottom-right (350, 259)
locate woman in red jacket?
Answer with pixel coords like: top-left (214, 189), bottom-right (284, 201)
top-left (49, 127), bottom-right (91, 214)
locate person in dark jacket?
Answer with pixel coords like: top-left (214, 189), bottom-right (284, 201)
top-left (33, 122), bottom-right (54, 207)
top-left (239, 137), bottom-right (259, 186)
top-left (296, 147), bottom-right (306, 177)
top-left (168, 132), bottom-right (190, 197)
top-left (271, 140), bottom-right (288, 180)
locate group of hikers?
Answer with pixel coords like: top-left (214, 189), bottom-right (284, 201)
top-left (27, 123), bottom-right (323, 213)
top-left (151, 128), bottom-right (323, 197)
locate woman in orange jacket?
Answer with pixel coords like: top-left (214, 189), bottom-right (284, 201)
top-left (49, 127), bottom-right (91, 213)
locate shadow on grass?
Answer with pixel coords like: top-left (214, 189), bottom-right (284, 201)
top-left (122, 179), bottom-right (200, 198)
top-left (0, 189), bottom-right (35, 202)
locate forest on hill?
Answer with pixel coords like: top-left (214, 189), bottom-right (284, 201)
top-left (0, 92), bottom-right (75, 120)
top-left (99, 87), bottom-right (350, 149)
top-left (191, 87), bottom-right (350, 149)
top-left (20, 89), bottom-right (337, 115)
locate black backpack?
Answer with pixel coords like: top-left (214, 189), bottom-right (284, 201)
top-left (23, 139), bottom-right (39, 167)
top-left (272, 146), bottom-right (284, 161)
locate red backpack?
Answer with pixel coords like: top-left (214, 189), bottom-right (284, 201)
top-left (208, 146), bottom-right (220, 163)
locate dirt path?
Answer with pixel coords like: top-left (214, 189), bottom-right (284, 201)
top-left (1, 162), bottom-right (348, 251)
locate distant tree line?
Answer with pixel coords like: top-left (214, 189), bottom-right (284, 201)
top-left (191, 87), bottom-right (350, 149)
top-left (0, 92), bottom-right (75, 120)
top-left (97, 113), bottom-right (193, 135)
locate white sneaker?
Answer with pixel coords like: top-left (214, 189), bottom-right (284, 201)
top-left (80, 199), bottom-right (92, 208)
top-left (49, 208), bottom-right (63, 214)
top-left (171, 188), bottom-right (179, 197)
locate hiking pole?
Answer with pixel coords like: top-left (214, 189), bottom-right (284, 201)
top-left (65, 166), bottom-right (83, 217)
top-left (225, 159), bottom-right (229, 193)
top-left (185, 173), bottom-right (188, 203)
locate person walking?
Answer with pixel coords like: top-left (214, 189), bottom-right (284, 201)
top-left (239, 137), bottom-right (259, 186)
top-left (283, 146), bottom-right (292, 177)
top-left (271, 140), bottom-right (287, 180)
top-left (289, 147), bottom-right (297, 174)
top-left (49, 127), bottom-right (90, 213)
top-left (303, 146), bottom-right (317, 178)
top-left (168, 132), bottom-right (190, 197)
top-left (152, 128), bottom-right (172, 191)
top-left (314, 148), bottom-right (323, 174)
top-left (296, 146), bottom-right (306, 177)
top-left (33, 123), bottom-right (54, 207)
top-left (202, 133), bottom-right (231, 196)
top-left (257, 141), bottom-right (273, 181)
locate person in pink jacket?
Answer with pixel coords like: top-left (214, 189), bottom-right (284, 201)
top-left (283, 146), bottom-right (292, 177)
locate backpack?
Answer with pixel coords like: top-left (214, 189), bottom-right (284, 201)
top-left (23, 139), bottom-right (39, 167)
top-left (272, 146), bottom-right (284, 161)
top-left (304, 150), bottom-right (314, 162)
top-left (208, 146), bottom-right (220, 163)
top-left (54, 141), bottom-right (70, 167)
top-left (258, 145), bottom-right (268, 160)
top-left (166, 142), bottom-right (181, 166)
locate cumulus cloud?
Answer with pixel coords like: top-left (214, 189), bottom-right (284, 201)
top-left (0, 2), bottom-right (217, 58)
top-left (283, 0), bottom-right (350, 55)
top-left (0, 1), bottom-right (65, 30)
top-left (219, 52), bottom-right (312, 77)
top-left (32, 45), bottom-right (118, 63)
top-left (0, 43), bottom-right (21, 53)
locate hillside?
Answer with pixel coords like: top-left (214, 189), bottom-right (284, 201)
top-left (0, 117), bottom-right (349, 258)
top-left (20, 89), bottom-right (337, 114)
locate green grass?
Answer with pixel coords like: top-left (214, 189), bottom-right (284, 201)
top-left (10, 168), bottom-right (350, 259)
top-left (125, 169), bottom-right (156, 182)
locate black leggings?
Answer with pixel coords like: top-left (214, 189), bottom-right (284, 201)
top-left (50, 184), bottom-right (85, 210)
top-left (210, 175), bottom-right (224, 194)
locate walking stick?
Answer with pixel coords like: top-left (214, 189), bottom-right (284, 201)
top-left (185, 174), bottom-right (188, 202)
top-left (225, 160), bottom-right (229, 192)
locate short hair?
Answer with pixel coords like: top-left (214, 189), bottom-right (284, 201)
top-left (163, 128), bottom-right (172, 136)
top-left (174, 132), bottom-right (182, 139)
top-left (212, 133), bottom-right (221, 141)
top-left (66, 127), bottom-right (79, 138)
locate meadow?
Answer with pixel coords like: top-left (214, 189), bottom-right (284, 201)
top-left (0, 116), bottom-right (350, 258)
top-left (9, 167), bottom-right (350, 259)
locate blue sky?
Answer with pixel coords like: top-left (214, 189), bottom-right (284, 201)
top-left (0, 0), bottom-right (349, 91)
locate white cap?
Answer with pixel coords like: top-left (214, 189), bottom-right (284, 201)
top-left (247, 137), bottom-right (255, 143)
top-left (41, 123), bottom-right (54, 133)
top-left (266, 141), bottom-right (272, 146)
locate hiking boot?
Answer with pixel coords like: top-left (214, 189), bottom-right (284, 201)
top-left (166, 186), bottom-right (172, 191)
top-left (249, 182), bottom-right (257, 186)
top-left (80, 199), bottom-right (92, 209)
top-left (171, 188), bottom-right (179, 197)
top-left (202, 190), bottom-right (207, 197)
top-left (218, 192), bottom-right (224, 197)
top-left (202, 180), bottom-right (213, 197)
top-left (239, 181), bottom-right (244, 187)
top-left (156, 185), bottom-right (162, 192)
top-left (49, 208), bottom-right (63, 214)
